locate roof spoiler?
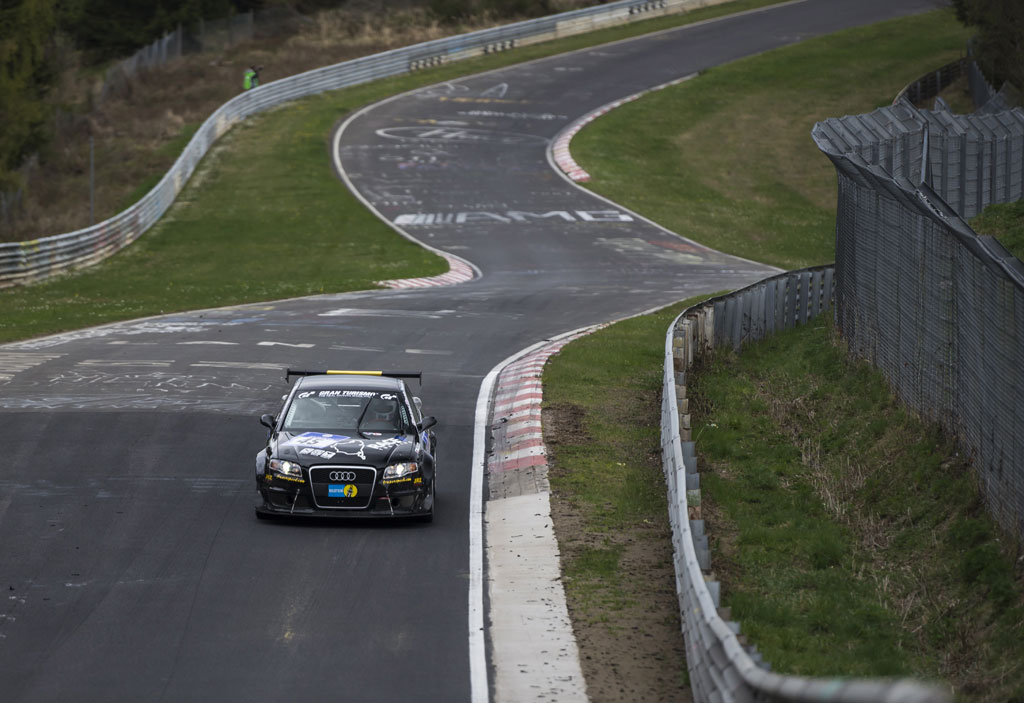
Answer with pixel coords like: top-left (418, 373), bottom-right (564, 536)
top-left (285, 369), bottom-right (422, 384)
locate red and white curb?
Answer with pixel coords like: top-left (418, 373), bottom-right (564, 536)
top-left (551, 73), bottom-right (697, 183)
top-left (377, 253), bottom-right (476, 289)
top-left (484, 327), bottom-right (603, 703)
top-left (487, 329), bottom-right (597, 481)
top-left (551, 95), bottom-right (642, 182)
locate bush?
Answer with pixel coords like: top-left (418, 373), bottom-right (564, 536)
top-left (952, 0), bottom-right (1024, 90)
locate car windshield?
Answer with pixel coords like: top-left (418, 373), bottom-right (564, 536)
top-left (282, 389), bottom-right (407, 435)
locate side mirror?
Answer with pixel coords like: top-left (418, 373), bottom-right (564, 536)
top-left (260, 414), bottom-right (276, 429)
top-left (417, 416), bottom-right (437, 432)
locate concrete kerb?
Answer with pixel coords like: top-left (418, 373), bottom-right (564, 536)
top-left (481, 327), bottom-right (598, 703)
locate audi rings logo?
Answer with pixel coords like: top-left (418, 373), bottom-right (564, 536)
top-left (329, 471), bottom-right (357, 482)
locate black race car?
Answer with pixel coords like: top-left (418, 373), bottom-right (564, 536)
top-left (255, 369), bottom-right (437, 522)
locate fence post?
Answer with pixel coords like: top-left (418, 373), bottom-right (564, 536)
top-left (89, 135), bottom-right (95, 225)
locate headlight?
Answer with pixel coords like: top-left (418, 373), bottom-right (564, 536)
top-left (383, 462), bottom-right (418, 479)
top-left (268, 458), bottom-right (303, 478)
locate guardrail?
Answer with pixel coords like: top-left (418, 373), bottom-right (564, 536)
top-left (0, 0), bottom-right (727, 289)
top-left (662, 267), bottom-right (951, 703)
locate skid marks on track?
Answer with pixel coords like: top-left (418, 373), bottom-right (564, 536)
top-left (0, 352), bottom-right (65, 382)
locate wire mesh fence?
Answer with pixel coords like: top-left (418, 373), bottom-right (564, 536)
top-left (100, 11), bottom-right (256, 100)
top-left (893, 58), bottom-right (965, 107)
top-left (0, 188), bottom-right (22, 229)
top-left (814, 105), bottom-right (1024, 541)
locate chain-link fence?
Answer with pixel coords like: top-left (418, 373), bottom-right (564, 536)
top-left (813, 102), bottom-right (1024, 219)
top-left (0, 189), bottom-right (22, 229)
top-left (814, 104), bottom-right (1024, 541)
top-left (662, 269), bottom-right (950, 703)
top-left (893, 58), bottom-right (965, 107)
top-left (100, 11), bottom-right (257, 100)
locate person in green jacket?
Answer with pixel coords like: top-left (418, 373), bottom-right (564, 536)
top-left (243, 65), bottom-right (262, 90)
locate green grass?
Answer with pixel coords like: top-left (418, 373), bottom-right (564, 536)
top-left (971, 199), bottom-right (1024, 261)
top-left (571, 10), bottom-right (971, 269)
top-left (0, 0), bottom-right (785, 345)
top-left (689, 319), bottom-right (1024, 699)
top-left (544, 300), bottom-right (702, 532)
top-left (118, 123), bottom-right (201, 210)
top-left (543, 295), bottom-right (712, 697)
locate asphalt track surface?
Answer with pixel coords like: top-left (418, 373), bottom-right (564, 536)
top-left (0, 1), bottom-right (935, 700)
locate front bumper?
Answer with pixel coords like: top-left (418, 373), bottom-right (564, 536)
top-left (256, 473), bottom-right (433, 519)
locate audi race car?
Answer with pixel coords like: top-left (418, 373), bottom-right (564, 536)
top-left (255, 369), bottom-right (437, 522)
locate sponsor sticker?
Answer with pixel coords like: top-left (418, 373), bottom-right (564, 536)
top-left (328, 484), bottom-right (358, 498)
top-left (299, 447), bottom-right (336, 459)
top-left (285, 432), bottom-right (350, 449)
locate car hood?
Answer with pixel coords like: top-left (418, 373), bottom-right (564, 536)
top-left (272, 431), bottom-right (415, 467)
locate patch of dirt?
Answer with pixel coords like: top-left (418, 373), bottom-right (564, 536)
top-left (546, 401), bottom-right (691, 703)
top-left (543, 402), bottom-right (591, 446)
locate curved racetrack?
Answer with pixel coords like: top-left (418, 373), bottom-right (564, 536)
top-left (0, 1), bottom-right (933, 700)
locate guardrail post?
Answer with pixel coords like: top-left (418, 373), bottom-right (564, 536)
top-left (775, 278), bottom-right (786, 330)
top-left (810, 270), bottom-right (822, 318)
top-left (799, 271), bottom-right (811, 324)
top-left (741, 289), bottom-right (753, 345)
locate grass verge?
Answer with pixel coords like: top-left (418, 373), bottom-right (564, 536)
top-left (971, 199), bottom-right (1024, 261)
top-left (571, 10), bottom-right (970, 269)
top-left (689, 319), bottom-right (1024, 700)
top-left (0, 0), bottom-right (786, 345)
top-left (542, 295), bottom-right (714, 702)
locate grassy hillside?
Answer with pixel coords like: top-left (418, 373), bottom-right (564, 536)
top-left (0, 0), bottom-right (782, 344)
top-left (571, 10), bottom-right (970, 269)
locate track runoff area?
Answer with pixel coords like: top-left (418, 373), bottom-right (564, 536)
top-left (0, 0), bottom-right (934, 700)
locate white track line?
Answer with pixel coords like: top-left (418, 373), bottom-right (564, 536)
top-left (331, 103), bottom-right (482, 288)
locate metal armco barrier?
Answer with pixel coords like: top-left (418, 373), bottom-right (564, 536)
top-left (0, 0), bottom-right (728, 289)
top-left (814, 105), bottom-right (1024, 541)
top-left (662, 268), bottom-right (951, 703)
